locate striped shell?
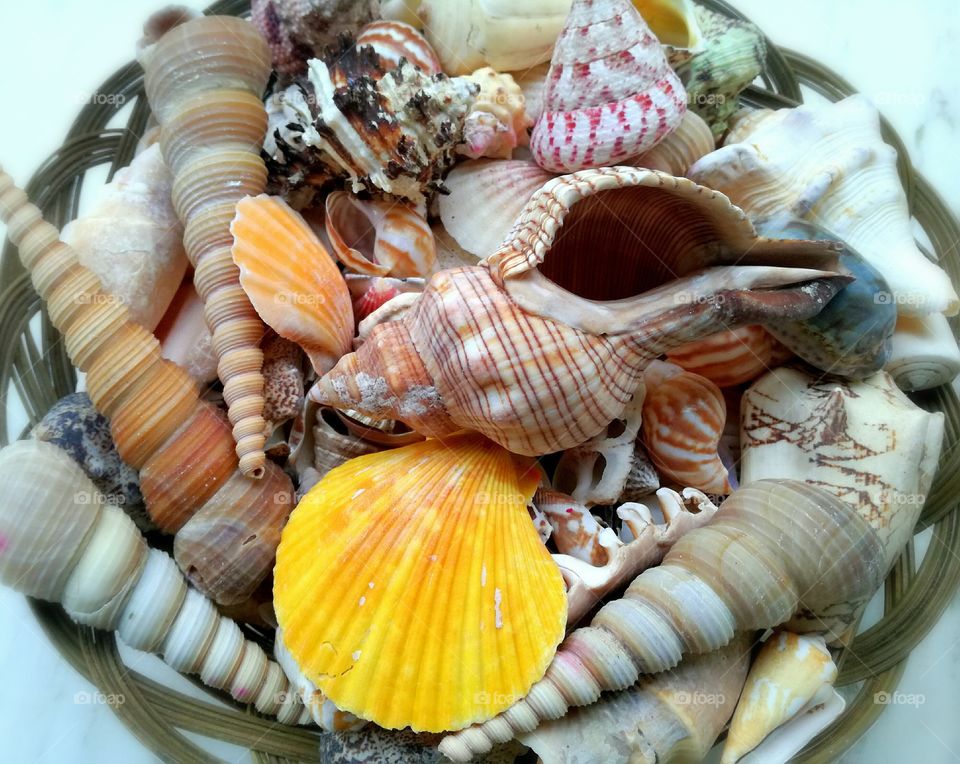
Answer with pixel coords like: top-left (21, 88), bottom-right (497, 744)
top-left (231, 195), bottom-right (354, 375)
top-left (627, 109), bottom-right (715, 175)
top-left (356, 20), bottom-right (441, 73)
top-left (274, 434), bottom-right (567, 732)
top-left (531, 0), bottom-right (686, 172)
top-left (141, 15), bottom-right (273, 479)
top-left (666, 324), bottom-right (782, 387)
top-left (641, 360), bottom-right (731, 493)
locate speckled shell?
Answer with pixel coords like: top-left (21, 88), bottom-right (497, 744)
top-left (741, 367), bottom-right (945, 571)
top-left (666, 324), bottom-right (781, 388)
top-left (324, 191), bottom-right (436, 278)
top-left (262, 335), bottom-right (305, 425)
top-left (356, 20), bottom-right (441, 74)
top-left (312, 167), bottom-right (849, 456)
top-left (626, 110), bottom-right (715, 175)
top-left (460, 68), bottom-right (531, 160)
top-left (885, 312), bottom-right (960, 391)
top-left (688, 96), bottom-right (959, 316)
top-left (531, 0), bottom-right (687, 172)
top-left (641, 360), bottom-right (732, 494)
top-left (439, 480), bottom-right (887, 760)
top-left (231, 194), bottom-right (354, 374)
top-left (274, 434), bottom-right (567, 732)
top-left (0, 440), bottom-right (309, 725)
top-left (141, 15), bottom-right (273, 478)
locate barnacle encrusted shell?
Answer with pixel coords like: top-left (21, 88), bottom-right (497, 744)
top-left (264, 58), bottom-right (477, 206)
top-left (274, 433), bottom-right (567, 732)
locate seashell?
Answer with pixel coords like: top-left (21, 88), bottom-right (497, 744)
top-left (673, 6), bottom-right (766, 138)
top-left (439, 480), bottom-right (887, 759)
top-left (537, 486), bottom-right (718, 624)
top-left (459, 68), bottom-right (532, 160)
top-left (61, 143), bottom-right (187, 331)
top-left (334, 409), bottom-right (425, 448)
top-left (531, 0), bottom-right (686, 173)
top-left (0, 169), bottom-right (295, 605)
top-left (317, 726), bottom-right (526, 764)
top-left (141, 15), bottom-right (273, 478)
top-left (641, 360), bottom-right (732, 494)
top-left (311, 167), bottom-right (849, 456)
top-left (262, 336), bottom-right (306, 426)
top-left (741, 367), bottom-right (945, 572)
top-left (324, 191), bottom-right (436, 277)
top-left (634, 0), bottom-right (704, 64)
top-left (432, 222), bottom-right (482, 270)
top-left (155, 277), bottom-right (219, 385)
top-left (520, 635), bottom-right (751, 764)
top-left (251, 0), bottom-right (380, 75)
top-left (626, 110), bottom-right (715, 176)
top-left (688, 96), bottom-right (960, 316)
top-left (552, 389), bottom-right (656, 506)
top-left (274, 433), bottom-right (568, 732)
top-left (0, 440), bottom-right (309, 725)
top-left (513, 63), bottom-right (550, 123)
top-left (666, 325), bottom-right (781, 388)
top-left (437, 159), bottom-right (554, 260)
top-left (264, 59), bottom-right (477, 206)
top-left (721, 631), bottom-right (844, 764)
top-left (313, 405), bottom-right (382, 476)
top-left (756, 218), bottom-right (898, 378)
top-left (885, 312), bottom-right (960, 391)
top-left (345, 273), bottom-right (425, 324)
top-left (356, 20), bottom-right (441, 74)
top-left (619, 444), bottom-right (661, 502)
top-left (231, 194), bottom-right (354, 374)
top-left (136, 5), bottom-right (199, 53)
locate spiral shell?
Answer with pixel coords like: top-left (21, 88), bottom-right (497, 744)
top-left (356, 20), bottom-right (441, 74)
top-left (666, 325), bottom-right (781, 388)
top-left (627, 110), bottom-right (715, 176)
top-left (459, 68), bottom-right (531, 160)
top-left (141, 15), bottom-right (272, 478)
top-left (885, 312), bottom-right (960, 391)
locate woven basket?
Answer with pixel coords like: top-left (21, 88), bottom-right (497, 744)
top-left (3, 0), bottom-right (960, 761)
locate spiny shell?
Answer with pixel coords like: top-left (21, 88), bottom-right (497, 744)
top-left (666, 325), bottom-right (782, 388)
top-left (626, 110), bottom-right (715, 175)
top-left (641, 360), bottom-right (732, 494)
top-left (459, 68), bottom-right (532, 160)
top-left (531, 0), bottom-right (686, 172)
top-left (885, 312), bottom-right (960, 391)
top-left (356, 20), bottom-right (441, 74)
top-left (437, 159), bottom-right (554, 260)
top-left (141, 14), bottom-right (273, 478)
top-left (274, 434), bottom-right (568, 732)
top-left (231, 194), bottom-right (354, 374)
top-left (688, 95), bottom-right (960, 316)
top-left (324, 191), bottom-right (436, 277)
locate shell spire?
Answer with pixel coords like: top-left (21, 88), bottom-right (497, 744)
top-left (141, 15), bottom-right (273, 478)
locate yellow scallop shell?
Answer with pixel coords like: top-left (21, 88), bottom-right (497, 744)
top-left (274, 433), bottom-right (567, 732)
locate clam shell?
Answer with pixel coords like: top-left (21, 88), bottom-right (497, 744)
top-left (666, 325), bottom-right (780, 388)
top-left (885, 312), bottom-right (960, 391)
top-left (356, 20), bottom-right (441, 73)
top-left (232, 194), bottom-right (354, 374)
top-left (274, 433), bottom-right (568, 732)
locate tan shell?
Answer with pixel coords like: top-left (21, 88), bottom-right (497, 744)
top-left (459, 68), bottom-right (532, 160)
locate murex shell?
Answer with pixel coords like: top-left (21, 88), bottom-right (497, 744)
top-left (311, 167), bottom-right (849, 456)
top-left (274, 434), bottom-right (567, 732)
top-left (688, 95), bottom-right (959, 316)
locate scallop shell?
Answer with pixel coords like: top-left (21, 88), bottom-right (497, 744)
top-left (688, 96), bottom-right (960, 316)
top-left (530, 0), bottom-right (686, 172)
top-left (437, 159), bottom-right (554, 260)
top-left (231, 194), bottom-right (354, 374)
top-left (885, 312), bottom-right (960, 391)
top-left (641, 360), bottom-right (732, 494)
top-left (324, 191), bottom-right (436, 278)
top-left (666, 325), bottom-right (781, 388)
top-left (459, 68), bottom-right (532, 160)
top-left (626, 110), bottom-right (714, 176)
top-left (274, 433), bottom-right (568, 732)
top-left (356, 20), bottom-right (441, 74)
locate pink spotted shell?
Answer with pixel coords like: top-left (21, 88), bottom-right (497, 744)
top-left (531, 0), bottom-right (687, 172)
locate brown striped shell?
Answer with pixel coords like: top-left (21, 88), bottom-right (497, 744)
top-left (355, 19), bottom-right (441, 74)
top-left (666, 324), bottom-right (783, 387)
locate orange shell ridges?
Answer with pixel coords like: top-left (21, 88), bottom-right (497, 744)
top-left (232, 194), bottom-right (354, 374)
top-left (356, 20), bottom-right (441, 74)
top-left (274, 433), bottom-right (567, 732)
top-left (666, 325), bottom-right (780, 387)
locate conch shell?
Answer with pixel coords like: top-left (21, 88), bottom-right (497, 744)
top-left (531, 0), bottom-right (686, 172)
top-left (311, 167), bottom-right (848, 456)
top-left (438, 480), bottom-right (887, 759)
top-left (459, 68), bottom-right (531, 160)
top-left (140, 15), bottom-right (273, 478)
top-left (0, 440), bottom-right (309, 725)
top-left (741, 367), bottom-right (945, 571)
top-left (885, 312), bottom-right (960, 391)
top-left (688, 96), bottom-right (960, 316)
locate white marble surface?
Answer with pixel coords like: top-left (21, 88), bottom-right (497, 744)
top-left (1, 1), bottom-right (959, 762)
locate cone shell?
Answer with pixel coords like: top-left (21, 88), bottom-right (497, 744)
top-left (356, 20), bottom-right (441, 74)
top-left (627, 110), bottom-right (714, 176)
top-left (274, 434), bottom-right (568, 732)
top-left (232, 194), bottom-right (353, 374)
top-left (438, 159), bottom-right (554, 260)
top-left (642, 360), bottom-right (731, 493)
top-left (324, 192), bottom-right (435, 278)
top-left (531, 0), bottom-right (687, 172)
top-left (460, 68), bottom-right (532, 160)
top-left (666, 325), bottom-right (781, 388)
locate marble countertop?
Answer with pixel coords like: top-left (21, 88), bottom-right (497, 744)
top-left (1, 1), bottom-right (959, 762)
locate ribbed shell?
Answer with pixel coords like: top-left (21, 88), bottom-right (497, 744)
top-left (356, 20), bottom-right (441, 73)
top-left (627, 110), bottom-right (714, 175)
top-left (666, 325), bottom-right (780, 387)
top-left (142, 16), bottom-right (273, 478)
top-left (231, 194), bottom-right (354, 374)
top-left (274, 434), bottom-right (568, 732)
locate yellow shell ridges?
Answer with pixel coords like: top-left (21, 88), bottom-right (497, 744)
top-left (274, 433), bottom-right (567, 732)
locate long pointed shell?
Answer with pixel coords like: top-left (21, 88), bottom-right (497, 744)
top-left (438, 480), bottom-right (886, 759)
top-left (0, 440), bottom-right (309, 725)
top-left (531, 0), bottom-right (686, 172)
top-left (274, 434), bottom-right (568, 732)
top-left (231, 194), bottom-right (354, 374)
top-left (141, 15), bottom-right (273, 478)
top-left (885, 312), bottom-right (960, 391)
